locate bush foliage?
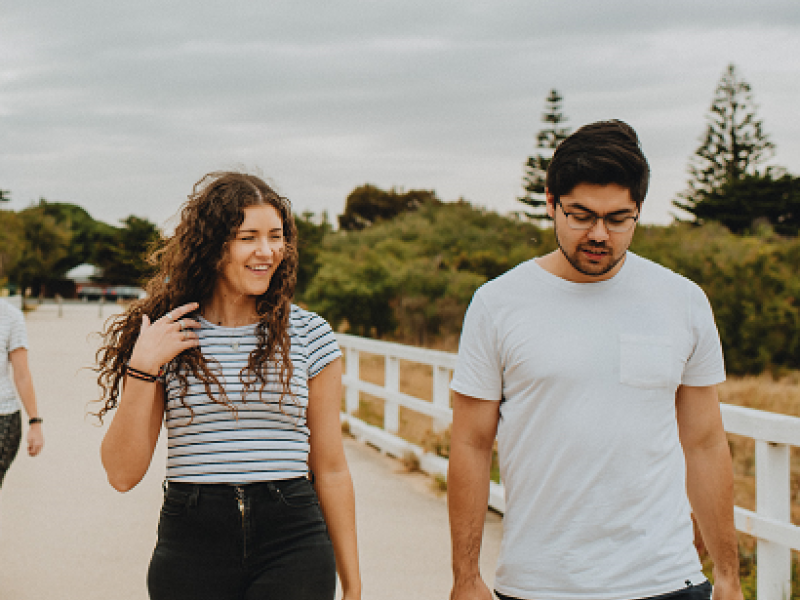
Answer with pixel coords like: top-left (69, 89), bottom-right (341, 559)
top-left (302, 200), bottom-right (554, 344)
top-left (632, 223), bottom-right (800, 375)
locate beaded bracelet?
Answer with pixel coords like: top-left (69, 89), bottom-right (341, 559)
top-left (29, 417), bottom-right (43, 425)
top-left (125, 365), bottom-right (159, 383)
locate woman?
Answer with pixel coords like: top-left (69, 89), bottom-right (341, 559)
top-left (0, 298), bottom-right (44, 487)
top-left (96, 172), bottom-right (360, 600)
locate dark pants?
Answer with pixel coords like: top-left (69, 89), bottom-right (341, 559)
top-left (0, 411), bottom-right (21, 488)
top-left (147, 478), bottom-right (336, 600)
top-left (495, 580), bottom-right (712, 600)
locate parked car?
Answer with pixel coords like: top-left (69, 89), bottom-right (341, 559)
top-left (77, 286), bottom-right (105, 301)
top-left (76, 285), bottom-right (146, 301)
top-left (107, 286), bottom-right (146, 300)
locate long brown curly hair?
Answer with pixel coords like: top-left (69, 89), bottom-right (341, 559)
top-left (94, 171), bottom-right (299, 422)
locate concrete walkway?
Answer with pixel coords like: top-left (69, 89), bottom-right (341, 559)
top-left (0, 303), bottom-right (502, 599)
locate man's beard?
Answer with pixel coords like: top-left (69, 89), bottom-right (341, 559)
top-left (554, 222), bottom-right (626, 278)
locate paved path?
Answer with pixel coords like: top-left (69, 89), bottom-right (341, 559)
top-left (0, 303), bottom-right (502, 599)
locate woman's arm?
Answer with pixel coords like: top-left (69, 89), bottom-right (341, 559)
top-left (100, 302), bottom-right (200, 492)
top-left (101, 378), bottom-right (166, 492)
top-left (9, 348), bottom-right (44, 457)
top-left (307, 357), bottom-right (361, 600)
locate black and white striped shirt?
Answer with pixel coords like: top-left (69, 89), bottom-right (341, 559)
top-left (163, 305), bottom-right (341, 483)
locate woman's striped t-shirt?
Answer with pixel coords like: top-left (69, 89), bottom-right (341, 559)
top-left (162, 305), bottom-right (341, 484)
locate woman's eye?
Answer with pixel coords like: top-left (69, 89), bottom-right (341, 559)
top-left (572, 214), bottom-right (594, 223)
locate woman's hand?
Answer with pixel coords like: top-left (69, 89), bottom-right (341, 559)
top-left (129, 302), bottom-right (201, 374)
top-left (27, 422), bottom-right (44, 456)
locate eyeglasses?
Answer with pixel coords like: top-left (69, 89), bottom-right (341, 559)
top-left (555, 200), bottom-right (639, 233)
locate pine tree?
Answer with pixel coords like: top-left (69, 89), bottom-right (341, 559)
top-left (673, 64), bottom-right (775, 224)
top-left (518, 89), bottom-right (570, 219)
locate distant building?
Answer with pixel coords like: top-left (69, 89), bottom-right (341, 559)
top-left (63, 264), bottom-right (145, 301)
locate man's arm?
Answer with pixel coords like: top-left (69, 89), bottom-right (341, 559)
top-left (676, 384), bottom-right (742, 600)
top-left (448, 391), bottom-right (501, 600)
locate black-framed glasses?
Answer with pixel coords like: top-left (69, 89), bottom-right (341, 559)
top-left (555, 199), bottom-right (639, 233)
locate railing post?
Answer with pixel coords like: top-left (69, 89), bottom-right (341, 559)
top-left (385, 356), bottom-right (399, 434)
top-left (345, 347), bottom-right (360, 415)
top-left (756, 440), bottom-right (791, 600)
top-left (432, 365), bottom-right (451, 432)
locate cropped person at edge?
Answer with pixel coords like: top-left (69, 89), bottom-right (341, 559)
top-left (448, 121), bottom-right (741, 600)
top-left (0, 298), bottom-right (44, 488)
top-left (96, 172), bottom-right (360, 600)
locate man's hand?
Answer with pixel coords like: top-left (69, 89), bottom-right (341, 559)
top-left (711, 571), bottom-right (743, 600)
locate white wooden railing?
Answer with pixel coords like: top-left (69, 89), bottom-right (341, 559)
top-left (337, 333), bottom-right (800, 600)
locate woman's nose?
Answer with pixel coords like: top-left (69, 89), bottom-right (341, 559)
top-left (254, 238), bottom-right (273, 256)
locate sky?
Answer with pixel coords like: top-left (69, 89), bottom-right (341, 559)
top-left (1, 1), bottom-right (799, 229)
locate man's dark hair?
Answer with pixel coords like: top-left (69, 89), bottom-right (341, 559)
top-left (546, 120), bottom-right (650, 207)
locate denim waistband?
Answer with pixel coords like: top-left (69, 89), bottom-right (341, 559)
top-left (165, 477), bottom-right (309, 496)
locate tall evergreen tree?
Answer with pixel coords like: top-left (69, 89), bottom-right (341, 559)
top-left (673, 64), bottom-right (775, 224)
top-left (518, 89), bottom-right (570, 219)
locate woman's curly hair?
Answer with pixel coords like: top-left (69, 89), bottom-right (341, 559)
top-left (94, 171), bottom-right (299, 422)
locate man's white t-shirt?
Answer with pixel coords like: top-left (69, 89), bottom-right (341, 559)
top-left (451, 252), bottom-right (725, 600)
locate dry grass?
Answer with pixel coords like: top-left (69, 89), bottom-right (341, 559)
top-left (350, 353), bottom-right (445, 448)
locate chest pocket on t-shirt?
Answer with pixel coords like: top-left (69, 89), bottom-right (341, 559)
top-left (619, 334), bottom-right (679, 389)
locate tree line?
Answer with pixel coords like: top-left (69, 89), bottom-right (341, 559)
top-left (2, 182), bottom-right (796, 376)
top-left (0, 198), bottom-right (159, 297)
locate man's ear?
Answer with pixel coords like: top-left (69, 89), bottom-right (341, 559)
top-left (545, 189), bottom-right (556, 219)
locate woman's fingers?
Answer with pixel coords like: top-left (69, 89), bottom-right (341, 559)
top-left (132, 302), bottom-right (201, 371)
top-left (161, 302), bottom-right (200, 324)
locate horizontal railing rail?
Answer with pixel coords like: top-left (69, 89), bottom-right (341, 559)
top-left (337, 333), bottom-right (800, 600)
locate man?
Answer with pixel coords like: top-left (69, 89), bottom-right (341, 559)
top-left (448, 120), bottom-right (741, 600)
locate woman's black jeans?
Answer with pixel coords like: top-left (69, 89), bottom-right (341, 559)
top-left (0, 410), bottom-right (21, 487)
top-left (147, 478), bottom-right (336, 600)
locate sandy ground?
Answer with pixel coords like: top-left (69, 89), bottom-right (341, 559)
top-left (0, 302), bottom-right (502, 599)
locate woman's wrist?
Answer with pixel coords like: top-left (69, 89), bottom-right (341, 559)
top-left (341, 582), bottom-right (362, 600)
top-left (125, 364), bottom-right (160, 383)
top-left (127, 358), bottom-right (161, 376)
top-left (29, 417), bottom-right (43, 425)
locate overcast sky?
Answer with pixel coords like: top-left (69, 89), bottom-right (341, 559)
top-left (1, 1), bottom-right (798, 229)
